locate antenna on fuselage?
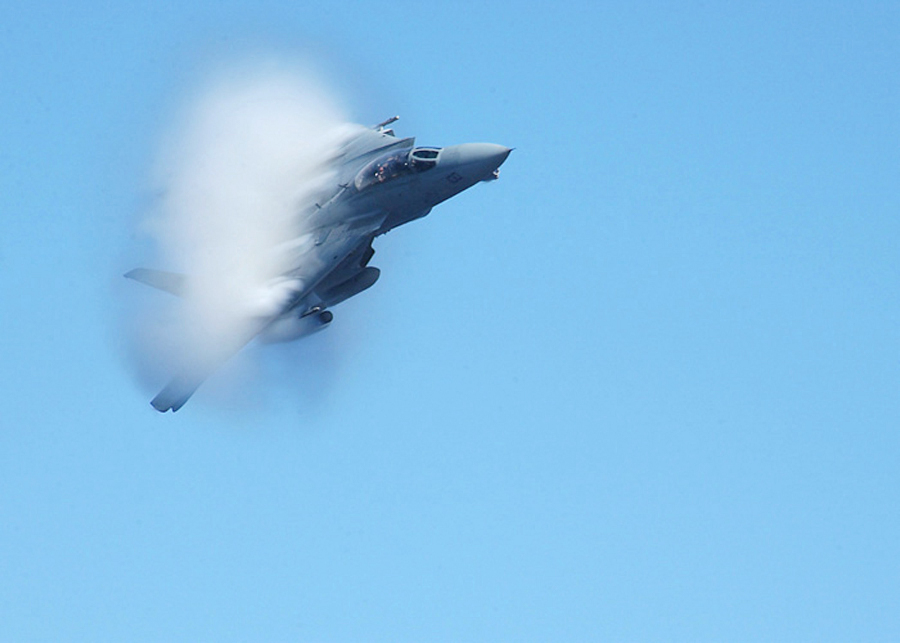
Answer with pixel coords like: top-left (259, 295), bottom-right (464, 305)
top-left (373, 115), bottom-right (400, 134)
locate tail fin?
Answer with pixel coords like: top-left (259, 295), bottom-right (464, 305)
top-left (124, 268), bottom-right (187, 297)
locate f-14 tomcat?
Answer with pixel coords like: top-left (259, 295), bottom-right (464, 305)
top-left (127, 116), bottom-right (511, 412)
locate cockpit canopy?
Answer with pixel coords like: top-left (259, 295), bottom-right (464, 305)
top-left (354, 147), bottom-right (441, 191)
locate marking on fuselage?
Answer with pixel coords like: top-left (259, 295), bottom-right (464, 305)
top-left (446, 172), bottom-right (463, 184)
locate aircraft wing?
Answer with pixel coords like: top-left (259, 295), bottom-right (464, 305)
top-left (147, 212), bottom-right (387, 413)
top-left (150, 318), bottom-right (267, 412)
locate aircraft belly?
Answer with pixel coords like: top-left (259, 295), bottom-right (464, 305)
top-left (283, 215), bottom-right (384, 309)
top-left (317, 266), bottom-right (380, 308)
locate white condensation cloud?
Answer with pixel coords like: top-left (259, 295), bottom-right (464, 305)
top-left (136, 60), bottom-right (356, 389)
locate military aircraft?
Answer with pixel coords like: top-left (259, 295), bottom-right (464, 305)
top-left (127, 116), bottom-right (511, 412)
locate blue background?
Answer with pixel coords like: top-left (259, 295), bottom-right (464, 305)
top-left (1, 2), bottom-right (899, 640)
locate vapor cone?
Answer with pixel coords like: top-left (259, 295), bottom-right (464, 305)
top-left (139, 62), bottom-right (353, 391)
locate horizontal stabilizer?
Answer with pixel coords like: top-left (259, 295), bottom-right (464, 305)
top-left (125, 268), bottom-right (187, 297)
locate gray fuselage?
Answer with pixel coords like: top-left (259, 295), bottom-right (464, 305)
top-left (267, 129), bottom-right (511, 332)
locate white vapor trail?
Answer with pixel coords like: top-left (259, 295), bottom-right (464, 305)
top-left (137, 62), bottom-right (357, 393)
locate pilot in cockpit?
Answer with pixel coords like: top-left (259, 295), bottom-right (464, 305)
top-left (355, 148), bottom-right (441, 191)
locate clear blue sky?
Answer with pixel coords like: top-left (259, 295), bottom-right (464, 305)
top-left (2, 2), bottom-right (899, 640)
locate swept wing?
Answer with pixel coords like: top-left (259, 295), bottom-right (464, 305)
top-left (141, 212), bottom-right (386, 412)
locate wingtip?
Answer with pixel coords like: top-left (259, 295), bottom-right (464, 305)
top-left (150, 395), bottom-right (174, 413)
top-left (150, 399), bottom-right (174, 413)
top-left (150, 399), bottom-right (187, 413)
top-left (151, 377), bottom-right (198, 413)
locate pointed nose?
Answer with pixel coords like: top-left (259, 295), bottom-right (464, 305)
top-left (447, 143), bottom-right (512, 179)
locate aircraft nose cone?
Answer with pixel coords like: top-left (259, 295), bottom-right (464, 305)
top-left (452, 143), bottom-right (512, 179)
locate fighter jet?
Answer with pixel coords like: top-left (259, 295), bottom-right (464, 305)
top-left (127, 116), bottom-right (511, 412)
